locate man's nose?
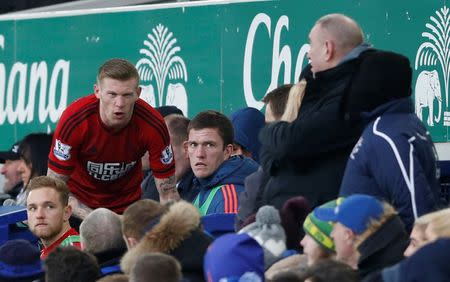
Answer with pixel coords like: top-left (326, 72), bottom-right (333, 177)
top-left (115, 96), bottom-right (126, 107)
top-left (195, 145), bottom-right (206, 158)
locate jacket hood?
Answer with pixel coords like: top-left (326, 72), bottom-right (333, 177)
top-left (195, 155), bottom-right (259, 190)
top-left (361, 97), bottom-right (414, 123)
top-left (120, 201), bottom-right (202, 274)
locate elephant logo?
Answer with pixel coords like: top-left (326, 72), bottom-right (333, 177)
top-left (415, 70), bottom-right (442, 126)
top-left (136, 24), bottom-right (188, 116)
top-left (414, 6), bottom-right (450, 127)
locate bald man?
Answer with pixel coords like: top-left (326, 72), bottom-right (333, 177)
top-left (258, 14), bottom-right (370, 210)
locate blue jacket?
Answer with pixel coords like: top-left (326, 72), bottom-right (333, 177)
top-left (193, 155), bottom-right (259, 215)
top-left (339, 98), bottom-right (441, 232)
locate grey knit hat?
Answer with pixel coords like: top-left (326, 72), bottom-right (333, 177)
top-left (239, 205), bottom-right (287, 269)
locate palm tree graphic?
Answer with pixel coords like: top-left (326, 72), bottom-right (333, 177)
top-left (136, 24), bottom-right (187, 106)
top-left (415, 6), bottom-right (449, 107)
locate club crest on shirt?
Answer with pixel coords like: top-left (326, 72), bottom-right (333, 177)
top-left (160, 145), bottom-right (173, 165)
top-left (53, 139), bottom-right (71, 161)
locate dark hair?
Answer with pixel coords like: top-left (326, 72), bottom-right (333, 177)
top-left (262, 84), bottom-right (292, 120)
top-left (45, 247), bottom-right (100, 282)
top-left (97, 58), bottom-right (139, 85)
top-left (18, 132), bottom-right (53, 185)
top-left (27, 176), bottom-right (70, 206)
top-left (130, 253), bottom-right (182, 282)
top-left (298, 259), bottom-right (359, 282)
top-left (165, 114), bottom-right (190, 147)
top-left (188, 110), bottom-right (234, 148)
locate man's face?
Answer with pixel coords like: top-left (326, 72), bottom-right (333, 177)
top-left (300, 234), bottom-right (327, 266)
top-left (186, 128), bottom-right (232, 179)
top-left (27, 187), bottom-right (71, 243)
top-left (0, 159), bottom-right (22, 193)
top-left (95, 77), bottom-right (141, 132)
top-left (330, 222), bottom-right (356, 262)
top-left (308, 24), bottom-right (329, 74)
top-left (404, 225), bottom-right (427, 257)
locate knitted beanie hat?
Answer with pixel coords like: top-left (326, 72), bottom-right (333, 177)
top-left (303, 198), bottom-right (344, 252)
top-left (239, 205), bottom-right (287, 269)
top-left (0, 239), bottom-right (43, 280)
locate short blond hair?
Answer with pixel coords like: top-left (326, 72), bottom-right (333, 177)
top-left (27, 176), bottom-right (69, 206)
top-left (426, 208), bottom-right (450, 238)
top-left (355, 202), bottom-right (397, 246)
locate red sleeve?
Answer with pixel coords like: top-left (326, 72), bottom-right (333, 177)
top-left (48, 96), bottom-right (94, 175)
top-left (135, 100), bottom-right (175, 179)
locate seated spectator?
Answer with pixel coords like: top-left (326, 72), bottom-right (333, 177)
top-left (239, 205), bottom-right (287, 269)
top-left (369, 239), bottom-right (450, 282)
top-left (301, 199), bottom-right (344, 266)
top-left (229, 107), bottom-right (265, 163)
top-left (339, 50), bottom-right (441, 233)
top-left (26, 176), bottom-right (81, 259)
top-left (12, 133), bottom-right (53, 206)
top-left (129, 253), bottom-right (182, 282)
top-left (44, 246), bottom-right (100, 282)
top-left (0, 239), bottom-right (44, 282)
top-left (142, 114), bottom-right (196, 202)
top-left (121, 201), bottom-right (212, 282)
top-left (236, 84), bottom-right (292, 230)
top-left (279, 196), bottom-right (311, 250)
top-left (297, 259), bottom-right (359, 282)
top-left (403, 208), bottom-right (450, 257)
top-left (187, 110), bottom-right (258, 215)
top-left (315, 194), bottom-right (408, 279)
top-left (204, 233), bottom-right (265, 282)
top-left (80, 208), bottom-right (127, 277)
top-left (0, 141), bottom-right (23, 204)
top-left (121, 199), bottom-right (167, 249)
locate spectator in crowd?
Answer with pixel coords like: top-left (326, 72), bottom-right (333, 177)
top-left (315, 194), bottom-right (408, 279)
top-left (0, 239), bottom-right (44, 282)
top-left (236, 84), bottom-right (293, 230)
top-left (367, 239), bottom-right (450, 282)
top-left (301, 199), bottom-right (344, 266)
top-left (339, 50), bottom-right (441, 233)
top-left (6, 133), bottom-right (53, 206)
top-left (239, 205), bottom-right (287, 269)
top-left (204, 233), bottom-right (265, 282)
top-left (403, 208), bottom-right (450, 257)
top-left (142, 114), bottom-right (196, 202)
top-left (297, 259), bottom-right (360, 282)
top-left (121, 201), bottom-right (212, 282)
top-left (121, 199), bottom-right (167, 249)
top-left (26, 176), bottom-right (81, 259)
top-left (47, 58), bottom-right (177, 219)
top-left (262, 84), bottom-right (291, 123)
top-left (80, 208), bottom-right (127, 277)
top-left (229, 107), bottom-right (265, 163)
top-left (258, 13), bottom-right (369, 211)
top-left (0, 141), bottom-right (23, 204)
top-left (187, 110), bottom-right (258, 215)
top-left (129, 253), bottom-right (182, 282)
top-left (45, 246), bottom-right (100, 282)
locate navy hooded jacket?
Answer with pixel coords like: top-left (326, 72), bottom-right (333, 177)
top-left (193, 155), bottom-right (259, 215)
top-left (339, 98), bottom-right (441, 233)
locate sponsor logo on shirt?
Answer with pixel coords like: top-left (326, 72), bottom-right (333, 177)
top-left (53, 139), bottom-right (71, 161)
top-left (160, 145), bottom-right (173, 165)
top-left (87, 161), bottom-right (136, 181)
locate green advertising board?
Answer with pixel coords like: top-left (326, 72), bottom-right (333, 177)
top-left (0, 0), bottom-right (449, 157)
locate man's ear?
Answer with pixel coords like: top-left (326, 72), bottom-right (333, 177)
top-left (64, 205), bottom-right (72, 222)
top-left (136, 86), bottom-right (142, 97)
top-left (94, 84), bottom-right (100, 99)
top-left (224, 144), bottom-right (234, 159)
top-left (123, 235), bottom-right (139, 249)
top-left (324, 40), bottom-right (335, 62)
